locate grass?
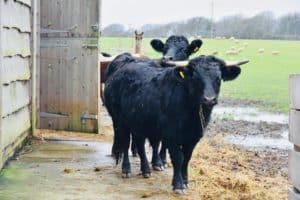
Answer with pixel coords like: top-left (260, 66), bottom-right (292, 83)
top-left (100, 37), bottom-right (300, 113)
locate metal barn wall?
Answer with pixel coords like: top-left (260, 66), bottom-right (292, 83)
top-left (289, 74), bottom-right (300, 200)
top-left (0, 0), bottom-right (32, 169)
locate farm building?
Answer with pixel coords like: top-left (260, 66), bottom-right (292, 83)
top-left (0, 0), bottom-right (102, 169)
top-left (0, 0), bottom-right (299, 199)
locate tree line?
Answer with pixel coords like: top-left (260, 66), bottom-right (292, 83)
top-left (102, 11), bottom-right (300, 40)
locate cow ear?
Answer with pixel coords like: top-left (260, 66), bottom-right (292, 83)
top-left (187, 39), bottom-right (203, 55)
top-left (151, 39), bottom-right (164, 53)
top-left (221, 66), bottom-right (241, 81)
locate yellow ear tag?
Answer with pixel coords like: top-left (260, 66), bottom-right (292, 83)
top-left (194, 47), bottom-right (199, 53)
top-left (179, 71), bottom-right (185, 79)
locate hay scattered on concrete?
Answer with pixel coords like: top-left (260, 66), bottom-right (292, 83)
top-left (176, 135), bottom-right (289, 200)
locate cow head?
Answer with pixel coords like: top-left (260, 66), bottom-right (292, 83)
top-left (172, 56), bottom-right (247, 107)
top-left (150, 36), bottom-right (202, 61)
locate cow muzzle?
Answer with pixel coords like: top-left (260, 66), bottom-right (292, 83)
top-left (203, 96), bottom-right (218, 107)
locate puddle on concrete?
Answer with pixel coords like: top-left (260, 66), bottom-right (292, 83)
top-left (213, 106), bottom-right (288, 124)
top-left (212, 106), bottom-right (291, 151)
top-left (0, 141), bottom-right (114, 200)
top-left (0, 140), bottom-right (172, 200)
top-left (225, 131), bottom-right (292, 151)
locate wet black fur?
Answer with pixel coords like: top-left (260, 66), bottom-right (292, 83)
top-left (104, 53), bottom-right (241, 190)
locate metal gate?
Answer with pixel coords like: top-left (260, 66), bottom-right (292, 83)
top-left (39, 0), bottom-right (101, 133)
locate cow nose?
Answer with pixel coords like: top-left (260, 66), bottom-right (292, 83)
top-left (204, 96), bottom-right (218, 106)
top-left (163, 56), bottom-right (173, 61)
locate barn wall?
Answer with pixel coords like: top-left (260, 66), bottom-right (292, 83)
top-left (0, 0), bottom-right (32, 169)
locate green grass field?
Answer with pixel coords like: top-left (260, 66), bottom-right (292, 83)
top-left (100, 37), bottom-right (300, 113)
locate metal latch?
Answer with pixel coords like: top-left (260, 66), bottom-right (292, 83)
top-left (81, 112), bottom-right (98, 124)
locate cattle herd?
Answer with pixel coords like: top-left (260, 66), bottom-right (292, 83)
top-left (102, 36), bottom-right (249, 195)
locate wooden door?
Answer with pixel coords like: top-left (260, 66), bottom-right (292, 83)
top-left (39, 0), bottom-right (101, 133)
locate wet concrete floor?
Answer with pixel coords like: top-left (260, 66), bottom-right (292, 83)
top-left (0, 103), bottom-right (291, 199)
top-left (0, 140), bottom-right (173, 200)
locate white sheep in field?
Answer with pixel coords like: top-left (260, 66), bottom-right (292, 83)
top-left (244, 42), bottom-right (249, 47)
top-left (211, 51), bottom-right (219, 55)
top-left (238, 48), bottom-right (244, 53)
top-left (226, 50), bottom-right (239, 56)
top-left (257, 48), bottom-right (265, 54)
top-left (272, 51), bottom-right (280, 55)
top-left (229, 36), bottom-right (235, 41)
top-left (215, 36), bottom-right (222, 40)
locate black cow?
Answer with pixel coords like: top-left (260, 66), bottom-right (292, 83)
top-left (150, 35), bottom-right (202, 168)
top-left (109, 35), bottom-right (203, 165)
top-left (104, 53), bottom-right (247, 194)
top-left (151, 35), bottom-right (202, 62)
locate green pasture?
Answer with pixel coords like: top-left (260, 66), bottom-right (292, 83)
top-left (100, 37), bottom-right (300, 113)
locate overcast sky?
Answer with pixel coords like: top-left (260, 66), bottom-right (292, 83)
top-left (102, 0), bottom-right (300, 28)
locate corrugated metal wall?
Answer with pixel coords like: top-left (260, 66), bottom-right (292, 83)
top-left (0, 0), bottom-right (32, 169)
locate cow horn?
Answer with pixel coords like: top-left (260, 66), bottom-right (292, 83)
top-left (225, 60), bottom-right (249, 67)
top-left (166, 61), bottom-right (189, 67)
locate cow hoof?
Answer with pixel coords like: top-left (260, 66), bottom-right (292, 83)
top-left (132, 153), bottom-right (138, 157)
top-left (122, 173), bottom-right (131, 178)
top-left (143, 173), bottom-right (151, 178)
top-left (183, 184), bottom-right (189, 189)
top-left (153, 165), bottom-right (164, 171)
top-left (173, 189), bottom-right (186, 195)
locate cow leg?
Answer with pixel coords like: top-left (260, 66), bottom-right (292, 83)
top-left (181, 143), bottom-right (197, 189)
top-left (111, 134), bottom-right (118, 157)
top-left (121, 133), bottom-right (131, 178)
top-left (159, 141), bottom-right (167, 168)
top-left (110, 119), bottom-right (131, 178)
top-left (135, 136), bottom-right (151, 178)
top-left (131, 135), bottom-right (138, 157)
top-left (149, 139), bottom-right (164, 171)
top-left (168, 144), bottom-right (185, 194)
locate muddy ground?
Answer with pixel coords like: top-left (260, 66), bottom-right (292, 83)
top-left (0, 99), bottom-right (291, 200)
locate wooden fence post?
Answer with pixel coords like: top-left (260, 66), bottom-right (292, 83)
top-left (289, 74), bottom-right (300, 200)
